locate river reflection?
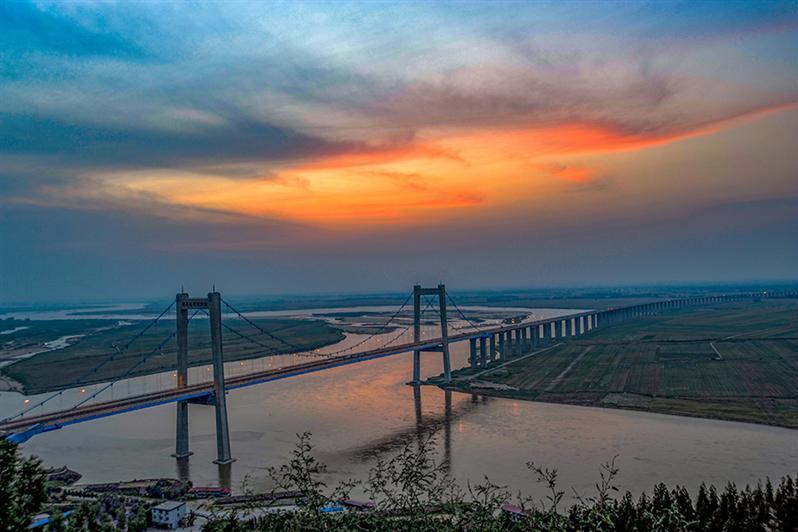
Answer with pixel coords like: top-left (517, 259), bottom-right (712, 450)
top-left (1, 299), bottom-right (796, 503)
top-left (6, 335), bottom-right (796, 504)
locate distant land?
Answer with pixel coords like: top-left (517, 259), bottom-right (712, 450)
top-left (0, 318), bottom-right (342, 394)
top-left (446, 299), bottom-right (798, 429)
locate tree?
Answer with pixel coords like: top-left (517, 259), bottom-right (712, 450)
top-left (0, 440), bottom-right (47, 532)
top-left (127, 506), bottom-right (148, 532)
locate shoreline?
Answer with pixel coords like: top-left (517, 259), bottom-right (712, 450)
top-left (442, 383), bottom-right (798, 431)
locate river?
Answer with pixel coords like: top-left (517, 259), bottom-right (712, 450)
top-left (1, 306), bottom-right (796, 503)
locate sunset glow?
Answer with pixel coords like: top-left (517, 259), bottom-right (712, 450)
top-left (1, 1), bottom-right (797, 297)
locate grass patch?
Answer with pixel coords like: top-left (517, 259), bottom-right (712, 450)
top-left (3, 318), bottom-right (343, 394)
top-left (454, 300), bottom-right (798, 428)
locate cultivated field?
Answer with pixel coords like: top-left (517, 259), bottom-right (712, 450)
top-left (2, 318), bottom-right (343, 394)
top-left (450, 300), bottom-right (798, 428)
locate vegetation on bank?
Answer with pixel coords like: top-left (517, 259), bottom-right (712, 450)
top-left (199, 433), bottom-right (798, 532)
top-left (0, 440), bottom-right (152, 531)
top-left (2, 318), bottom-right (343, 394)
top-left (2, 434), bottom-right (797, 531)
top-left (447, 300), bottom-right (798, 428)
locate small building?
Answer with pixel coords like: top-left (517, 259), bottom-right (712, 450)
top-left (151, 501), bottom-right (186, 529)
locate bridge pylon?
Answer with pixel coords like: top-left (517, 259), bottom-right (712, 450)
top-left (410, 284), bottom-right (452, 384)
top-left (172, 291), bottom-right (235, 465)
top-left (173, 292), bottom-right (192, 459)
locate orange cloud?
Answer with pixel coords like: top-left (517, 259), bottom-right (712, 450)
top-left (537, 163), bottom-right (595, 184)
top-left (85, 101), bottom-right (795, 228)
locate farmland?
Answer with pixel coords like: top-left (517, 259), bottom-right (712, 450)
top-left (448, 299), bottom-right (798, 428)
top-left (1, 317), bottom-right (343, 394)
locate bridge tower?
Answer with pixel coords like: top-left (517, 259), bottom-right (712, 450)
top-left (173, 292), bottom-right (191, 459)
top-left (173, 291), bottom-right (235, 465)
top-left (411, 284), bottom-right (452, 384)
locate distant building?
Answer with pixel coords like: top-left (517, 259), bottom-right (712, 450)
top-left (83, 478), bottom-right (189, 498)
top-left (188, 486), bottom-right (231, 498)
top-left (151, 501), bottom-right (186, 529)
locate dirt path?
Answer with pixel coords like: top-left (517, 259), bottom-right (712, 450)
top-left (709, 341), bottom-right (724, 360)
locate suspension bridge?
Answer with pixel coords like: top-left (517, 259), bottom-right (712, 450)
top-left (0, 284), bottom-right (780, 463)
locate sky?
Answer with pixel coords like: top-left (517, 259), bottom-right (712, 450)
top-left (1, 1), bottom-right (797, 302)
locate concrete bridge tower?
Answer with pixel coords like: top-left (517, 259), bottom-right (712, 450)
top-left (172, 291), bottom-right (234, 465)
top-left (411, 284), bottom-right (452, 384)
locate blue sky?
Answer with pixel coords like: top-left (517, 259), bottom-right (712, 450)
top-left (1, 1), bottom-right (797, 301)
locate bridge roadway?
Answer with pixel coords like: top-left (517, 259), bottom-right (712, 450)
top-left (7, 289), bottom-right (791, 441)
top-left (0, 309), bottom-right (598, 438)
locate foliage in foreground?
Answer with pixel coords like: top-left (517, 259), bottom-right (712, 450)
top-left (0, 439), bottom-right (47, 532)
top-left (205, 432), bottom-right (798, 532)
top-left (0, 440), bottom-right (149, 531)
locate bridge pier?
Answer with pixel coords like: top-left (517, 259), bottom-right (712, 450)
top-left (479, 336), bottom-right (488, 367)
top-left (469, 338), bottom-right (478, 369)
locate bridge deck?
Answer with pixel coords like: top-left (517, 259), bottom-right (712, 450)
top-left (8, 290), bottom-right (784, 440)
top-left (0, 310), bottom-right (597, 436)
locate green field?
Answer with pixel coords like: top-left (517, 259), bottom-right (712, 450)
top-left (2, 318), bottom-right (343, 394)
top-left (448, 300), bottom-right (798, 428)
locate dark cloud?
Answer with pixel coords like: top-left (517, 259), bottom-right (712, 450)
top-left (4, 193), bottom-right (796, 302)
top-left (0, 112), bottom-right (354, 169)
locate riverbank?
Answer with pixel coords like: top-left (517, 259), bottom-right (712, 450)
top-left (441, 300), bottom-right (798, 429)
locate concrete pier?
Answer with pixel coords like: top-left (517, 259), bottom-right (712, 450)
top-left (469, 338), bottom-right (478, 369)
